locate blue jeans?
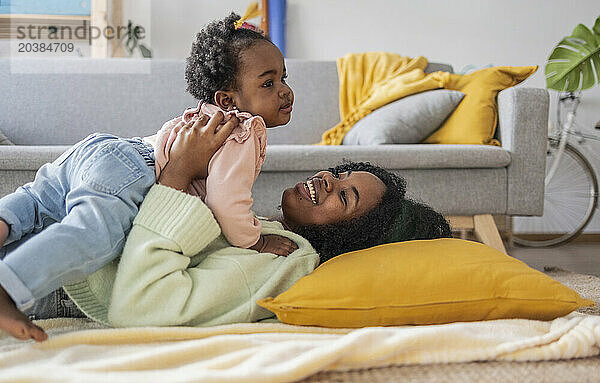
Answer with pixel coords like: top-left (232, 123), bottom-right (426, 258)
top-left (0, 133), bottom-right (156, 311)
top-left (24, 288), bottom-right (86, 320)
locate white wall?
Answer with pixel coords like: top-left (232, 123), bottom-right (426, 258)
top-left (147, 0), bottom-right (248, 59)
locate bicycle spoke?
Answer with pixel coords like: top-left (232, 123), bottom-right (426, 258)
top-left (513, 140), bottom-right (598, 247)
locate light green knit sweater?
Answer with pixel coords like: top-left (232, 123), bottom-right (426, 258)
top-left (64, 184), bottom-right (320, 327)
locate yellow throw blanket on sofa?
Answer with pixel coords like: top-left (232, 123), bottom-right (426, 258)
top-left (318, 52), bottom-right (450, 145)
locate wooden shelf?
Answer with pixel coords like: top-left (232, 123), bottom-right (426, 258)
top-left (0, 17), bottom-right (90, 40)
top-left (0, 0), bottom-right (120, 58)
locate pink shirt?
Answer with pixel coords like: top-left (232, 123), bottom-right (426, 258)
top-left (150, 102), bottom-right (267, 248)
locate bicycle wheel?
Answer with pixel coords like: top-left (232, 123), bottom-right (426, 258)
top-left (513, 138), bottom-right (599, 247)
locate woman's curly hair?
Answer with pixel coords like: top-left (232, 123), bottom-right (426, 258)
top-left (293, 161), bottom-right (452, 264)
top-left (185, 12), bottom-right (271, 103)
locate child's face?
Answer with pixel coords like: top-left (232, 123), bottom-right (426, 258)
top-left (227, 41), bottom-right (294, 127)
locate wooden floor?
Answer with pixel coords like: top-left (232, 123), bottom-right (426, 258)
top-left (507, 242), bottom-right (600, 277)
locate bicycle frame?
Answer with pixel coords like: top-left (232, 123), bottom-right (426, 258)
top-left (546, 92), bottom-right (600, 185)
top-left (546, 94), bottom-right (580, 184)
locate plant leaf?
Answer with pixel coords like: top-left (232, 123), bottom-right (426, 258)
top-left (129, 37), bottom-right (138, 52)
top-left (581, 59), bottom-right (595, 89)
top-left (139, 44), bottom-right (152, 58)
top-left (545, 20), bottom-right (600, 91)
top-left (124, 36), bottom-right (135, 53)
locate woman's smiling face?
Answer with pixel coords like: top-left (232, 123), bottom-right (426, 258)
top-left (219, 40), bottom-right (294, 127)
top-left (281, 170), bottom-right (386, 228)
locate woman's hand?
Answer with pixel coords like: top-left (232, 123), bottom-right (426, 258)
top-left (249, 234), bottom-right (299, 257)
top-left (158, 111), bottom-right (238, 191)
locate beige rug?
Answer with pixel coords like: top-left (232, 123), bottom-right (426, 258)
top-left (298, 267), bottom-right (600, 383)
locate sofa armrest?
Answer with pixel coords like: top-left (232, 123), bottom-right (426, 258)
top-left (0, 145), bottom-right (70, 170)
top-left (497, 87), bottom-right (549, 216)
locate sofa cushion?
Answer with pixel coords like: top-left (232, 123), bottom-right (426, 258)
top-left (0, 146), bottom-right (70, 170)
top-left (0, 59), bottom-right (195, 145)
top-left (268, 60), bottom-right (455, 145)
top-left (424, 66), bottom-right (537, 145)
top-left (257, 238), bottom-right (593, 327)
top-left (342, 90), bottom-right (464, 145)
top-left (262, 144), bottom-right (511, 171)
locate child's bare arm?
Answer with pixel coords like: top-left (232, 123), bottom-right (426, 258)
top-left (249, 234), bottom-right (298, 257)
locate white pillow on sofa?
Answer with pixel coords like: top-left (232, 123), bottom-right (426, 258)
top-left (342, 89), bottom-right (465, 145)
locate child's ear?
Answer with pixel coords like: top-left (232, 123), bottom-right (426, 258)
top-left (214, 91), bottom-right (237, 111)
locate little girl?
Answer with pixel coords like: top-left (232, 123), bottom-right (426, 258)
top-left (150, 11), bottom-right (294, 251)
top-left (0, 12), bottom-right (294, 341)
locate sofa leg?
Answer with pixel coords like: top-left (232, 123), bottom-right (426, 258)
top-left (446, 215), bottom-right (507, 254)
top-left (473, 214), bottom-right (507, 254)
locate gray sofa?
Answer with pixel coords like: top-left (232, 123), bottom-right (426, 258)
top-left (0, 58), bottom-right (549, 251)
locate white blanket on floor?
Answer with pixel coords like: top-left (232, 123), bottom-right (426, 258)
top-left (0, 313), bottom-right (599, 383)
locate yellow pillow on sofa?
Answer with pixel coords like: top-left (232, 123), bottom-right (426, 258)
top-left (423, 66), bottom-right (538, 146)
top-left (257, 238), bottom-right (592, 328)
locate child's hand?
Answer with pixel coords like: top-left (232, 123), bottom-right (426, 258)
top-left (158, 112), bottom-right (237, 190)
top-left (249, 234), bottom-right (298, 257)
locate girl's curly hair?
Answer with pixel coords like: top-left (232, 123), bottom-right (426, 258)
top-left (293, 161), bottom-right (452, 264)
top-left (185, 12), bottom-right (271, 103)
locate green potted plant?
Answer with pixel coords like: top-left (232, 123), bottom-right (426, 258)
top-left (514, 15), bottom-right (600, 248)
top-left (545, 16), bottom-right (599, 92)
top-left (114, 19), bottom-right (152, 58)
top-left (544, 15), bottom-right (600, 143)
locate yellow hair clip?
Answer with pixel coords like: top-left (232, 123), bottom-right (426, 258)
top-left (234, 2), bottom-right (261, 30)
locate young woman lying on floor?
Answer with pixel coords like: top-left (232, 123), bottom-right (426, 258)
top-left (0, 11), bottom-right (451, 341)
